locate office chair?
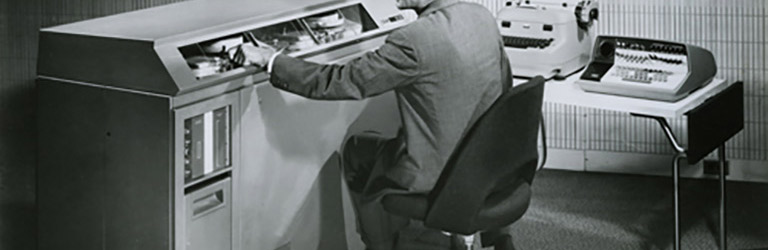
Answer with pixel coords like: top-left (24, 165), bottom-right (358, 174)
top-left (381, 76), bottom-right (546, 250)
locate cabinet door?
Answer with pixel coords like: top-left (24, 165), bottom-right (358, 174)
top-left (173, 91), bottom-right (241, 250)
top-left (185, 177), bottom-right (233, 250)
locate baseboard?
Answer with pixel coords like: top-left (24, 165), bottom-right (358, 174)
top-left (540, 148), bottom-right (585, 171)
top-left (545, 149), bottom-right (768, 183)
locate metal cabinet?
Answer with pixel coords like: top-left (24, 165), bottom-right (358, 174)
top-left (37, 0), bottom-right (412, 249)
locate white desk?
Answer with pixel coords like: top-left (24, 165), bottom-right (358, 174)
top-left (545, 77), bottom-right (729, 117)
top-left (515, 73), bottom-right (731, 117)
top-left (519, 72), bottom-right (741, 250)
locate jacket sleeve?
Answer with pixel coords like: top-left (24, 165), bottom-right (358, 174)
top-left (269, 31), bottom-right (421, 100)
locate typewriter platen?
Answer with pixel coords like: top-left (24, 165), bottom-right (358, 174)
top-left (497, 0), bottom-right (598, 79)
top-left (576, 36), bottom-right (717, 102)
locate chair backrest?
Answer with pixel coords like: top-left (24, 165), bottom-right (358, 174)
top-left (424, 76), bottom-right (545, 233)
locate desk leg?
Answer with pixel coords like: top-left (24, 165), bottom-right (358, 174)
top-left (673, 154), bottom-right (683, 250)
top-left (634, 114), bottom-right (686, 250)
top-left (718, 145), bottom-right (727, 250)
top-left (632, 113), bottom-right (733, 250)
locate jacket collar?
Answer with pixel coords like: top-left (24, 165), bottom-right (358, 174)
top-left (418, 0), bottom-right (460, 17)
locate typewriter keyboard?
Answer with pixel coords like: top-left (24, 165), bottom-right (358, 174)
top-left (502, 36), bottom-right (554, 49)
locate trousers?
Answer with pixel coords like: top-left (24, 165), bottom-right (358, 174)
top-left (342, 132), bottom-right (410, 250)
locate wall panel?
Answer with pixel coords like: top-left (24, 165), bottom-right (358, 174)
top-left (0, 1), bottom-right (184, 250)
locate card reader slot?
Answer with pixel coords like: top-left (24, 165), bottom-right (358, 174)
top-left (192, 190), bottom-right (225, 219)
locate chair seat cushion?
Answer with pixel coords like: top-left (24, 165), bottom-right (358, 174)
top-left (476, 179), bottom-right (531, 230)
top-left (382, 178), bottom-right (531, 233)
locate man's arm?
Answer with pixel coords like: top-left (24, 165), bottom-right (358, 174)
top-left (268, 31), bottom-right (421, 100)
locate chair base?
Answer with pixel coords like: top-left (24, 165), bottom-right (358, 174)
top-left (479, 233), bottom-right (515, 250)
top-left (445, 232), bottom-right (475, 250)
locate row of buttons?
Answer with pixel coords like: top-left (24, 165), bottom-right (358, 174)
top-left (648, 54), bottom-right (684, 65)
top-left (615, 41), bottom-right (686, 55)
top-left (616, 52), bottom-right (684, 65)
top-left (503, 36), bottom-right (554, 49)
top-left (612, 66), bottom-right (670, 83)
top-left (616, 52), bottom-right (649, 63)
top-left (648, 44), bottom-right (686, 54)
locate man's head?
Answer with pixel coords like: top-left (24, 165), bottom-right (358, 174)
top-left (395, 0), bottom-right (435, 10)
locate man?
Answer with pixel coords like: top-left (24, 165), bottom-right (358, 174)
top-left (242, 0), bottom-right (514, 249)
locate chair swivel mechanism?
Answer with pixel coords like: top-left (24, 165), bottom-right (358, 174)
top-left (381, 76), bottom-right (546, 250)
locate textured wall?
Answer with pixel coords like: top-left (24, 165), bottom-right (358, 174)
top-left (466, 0), bottom-right (767, 161)
top-left (0, 1), bottom-right (184, 249)
top-left (1, 1), bottom-right (41, 250)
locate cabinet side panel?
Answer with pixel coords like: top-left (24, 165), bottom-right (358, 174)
top-left (37, 79), bottom-right (106, 250)
top-left (103, 89), bottom-right (173, 250)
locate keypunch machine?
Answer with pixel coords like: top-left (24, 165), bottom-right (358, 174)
top-left (36, 0), bottom-right (414, 249)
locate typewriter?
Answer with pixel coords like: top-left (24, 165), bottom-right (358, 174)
top-left (497, 0), bottom-right (599, 79)
top-left (576, 35), bottom-right (717, 102)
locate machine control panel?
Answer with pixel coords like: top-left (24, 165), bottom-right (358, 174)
top-left (184, 106), bottom-right (231, 182)
top-left (577, 35), bottom-right (717, 102)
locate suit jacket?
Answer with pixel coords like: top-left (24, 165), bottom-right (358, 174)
top-left (270, 0), bottom-right (512, 196)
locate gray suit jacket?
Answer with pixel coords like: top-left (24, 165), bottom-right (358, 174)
top-left (270, 0), bottom-right (512, 196)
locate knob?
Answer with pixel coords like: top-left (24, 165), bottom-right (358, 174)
top-left (598, 40), bottom-right (615, 58)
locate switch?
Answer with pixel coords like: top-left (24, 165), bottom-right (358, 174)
top-left (388, 14), bottom-right (404, 23)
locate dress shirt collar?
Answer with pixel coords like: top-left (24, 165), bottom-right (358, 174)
top-left (417, 0), bottom-right (460, 17)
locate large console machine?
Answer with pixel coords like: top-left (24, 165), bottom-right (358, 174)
top-left (36, 1), bottom-right (413, 250)
top-left (497, 0), bottom-right (599, 79)
top-left (576, 35), bottom-right (717, 102)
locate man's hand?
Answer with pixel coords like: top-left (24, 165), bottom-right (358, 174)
top-left (236, 44), bottom-right (277, 69)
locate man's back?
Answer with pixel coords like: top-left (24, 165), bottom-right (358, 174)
top-left (387, 0), bottom-right (511, 193)
top-left (261, 0), bottom-right (510, 196)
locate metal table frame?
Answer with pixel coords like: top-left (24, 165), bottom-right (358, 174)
top-left (635, 114), bottom-right (729, 250)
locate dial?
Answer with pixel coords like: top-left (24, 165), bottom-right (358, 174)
top-left (598, 40), bottom-right (615, 58)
